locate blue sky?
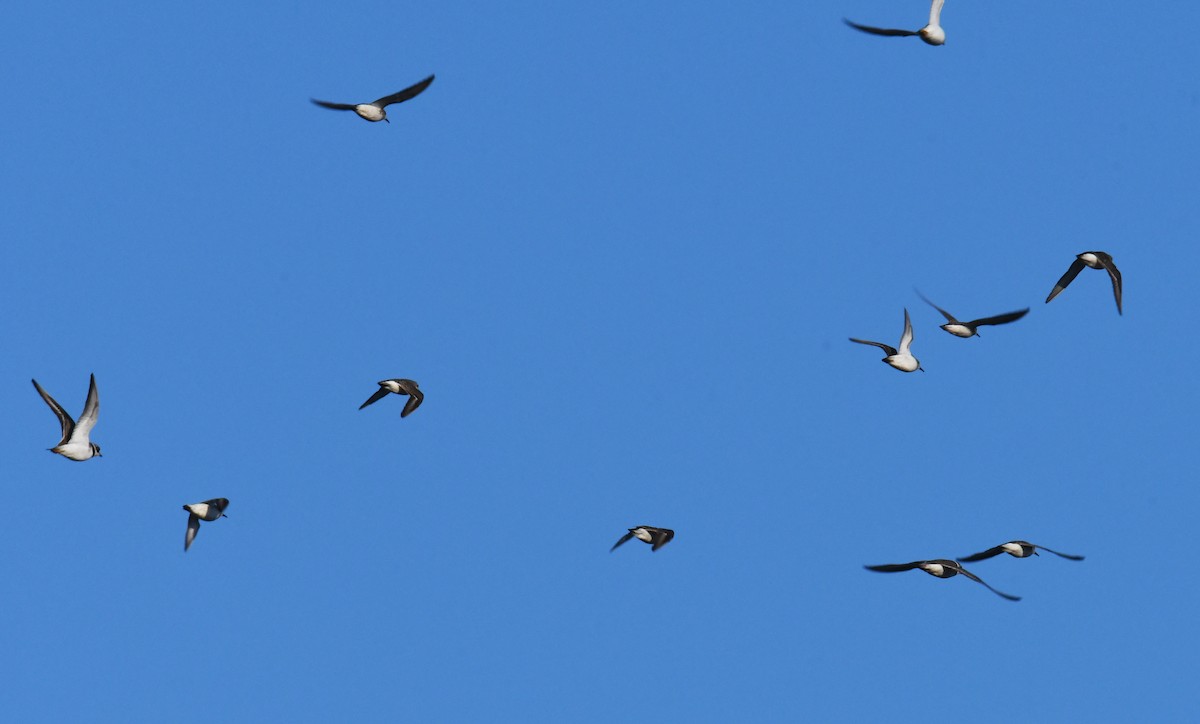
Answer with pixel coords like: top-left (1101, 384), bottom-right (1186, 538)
top-left (3, 1), bottom-right (1198, 721)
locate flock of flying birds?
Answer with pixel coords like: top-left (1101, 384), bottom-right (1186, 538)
top-left (28, 6), bottom-right (1120, 599)
top-left (820, 0), bottom-right (1123, 599)
top-left (846, 252), bottom-right (1119, 595)
top-left (849, 247), bottom-right (1119, 598)
top-left (850, 250), bottom-right (1123, 374)
top-left (28, 372), bottom-right (424, 551)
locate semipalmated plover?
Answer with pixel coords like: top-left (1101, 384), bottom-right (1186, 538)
top-left (844, 0), bottom-right (946, 46)
top-left (359, 378), bottom-right (423, 417)
top-left (31, 374), bottom-right (101, 461)
top-left (611, 526), bottom-right (674, 552)
top-left (958, 540), bottom-right (1084, 562)
top-left (183, 498), bottom-right (229, 552)
top-left (850, 308), bottom-right (923, 372)
top-left (311, 74), bottom-right (435, 123)
top-left (916, 291), bottom-right (1029, 338)
top-left (865, 558), bottom-right (1020, 600)
top-left (1045, 251), bottom-right (1122, 314)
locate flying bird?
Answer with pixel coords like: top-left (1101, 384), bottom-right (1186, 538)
top-left (1045, 251), bottom-right (1123, 314)
top-left (958, 540), bottom-right (1084, 563)
top-left (31, 374), bottom-right (101, 461)
top-left (183, 498), bottom-right (229, 552)
top-left (311, 74), bottom-right (435, 123)
top-left (850, 308), bottom-right (923, 372)
top-left (844, 0), bottom-right (946, 46)
top-left (611, 526), bottom-right (674, 552)
top-left (916, 290), bottom-right (1029, 338)
top-left (359, 378), bottom-right (423, 417)
top-left (865, 559), bottom-right (1020, 601)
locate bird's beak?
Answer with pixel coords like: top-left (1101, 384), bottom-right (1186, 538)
top-left (384, 118), bottom-right (391, 124)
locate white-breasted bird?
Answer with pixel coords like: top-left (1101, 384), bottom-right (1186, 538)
top-left (183, 498), bottom-right (229, 552)
top-left (916, 290), bottom-right (1029, 338)
top-left (311, 75), bottom-right (435, 123)
top-left (1045, 251), bottom-right (1123, 315)
top-left (844, 0), bottom-right (947, 46)
top-left (865, 558), bottom-right (1020, 601)
top-left (850, 308), bottom-right (923, 372)
top-left (359, 378), bottom-right (423, 417)
top-left (958, 540), bottom-right (1084, 563)
top-left (611, 526), bottom-right (674, 552)
top-left (32, 373), bottom-right (101, 461)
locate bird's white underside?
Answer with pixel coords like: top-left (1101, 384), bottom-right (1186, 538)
top-left (355, 105), bottom-right (386, 121)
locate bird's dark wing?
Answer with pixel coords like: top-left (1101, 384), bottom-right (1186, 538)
top-left (311, 99), bottom-right (358, 111)
top-left (849, 338), bottom-right (898, 356)
top-left (843, 19), bottom-right (919, 37)
top-left (32, 378), bottom-right (74, 445)
top-left (610, 531), bottom-right (636, 552)
top-left (953, 565), bottom-right (1021, 601)
top-left (956, 545), bottom-right (1006, 563)
top-left (864, 561), bottom-right (923, 572)
top-left (651, 529), bottom-right (674, 551)
top-left (915, 290), bottom-right (958, 324)
top-left (359, 387), bottom-right (390, 410)
top-left (967, 308), bottom-right (1029, 328)
top-left (397, 381), bottom-right (423, 417)
top-left (1046, 259), bottom-right (1086, 304)
top-left (185, 514), bottom-right (200, 552)
top-left (1034, 545), bottom-right (1085, 561)
top-left (401, 391), bottom-right (423, 418)
top-left (1100, 255), bottom-right (1122, 314)
top-left (373, 75), bottom-right (435, 108)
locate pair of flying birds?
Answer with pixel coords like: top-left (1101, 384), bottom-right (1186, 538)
top-left (30, 376), bottom-right (232, 551)
top-left (851, 251), bottom-right (1123, 372)
top-left (30, 375), bottom-right (425, 463)
top-left (867, 540), bottom-right (1085, 601)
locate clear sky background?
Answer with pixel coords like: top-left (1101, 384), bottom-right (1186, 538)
top-left (2, 1), bottom-right (1197, 721)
